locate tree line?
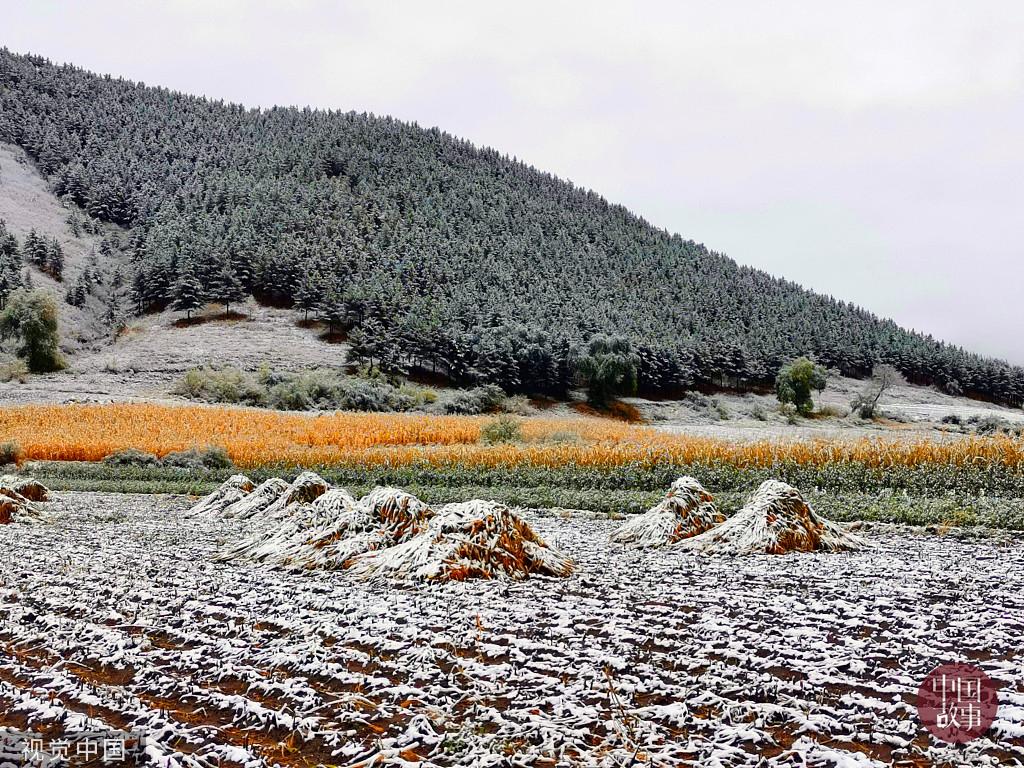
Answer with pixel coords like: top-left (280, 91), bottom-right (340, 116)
top-left (1, 48), bottom-right (1022, 406)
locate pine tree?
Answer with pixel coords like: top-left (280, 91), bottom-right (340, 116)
top-left (104, 289), bottom-right (125, 332)
top-left (46, 238), bottom-right (64, 281)
top-left (211, 258), bottom-right (246, 315)
top-left (169, 258), bottom-right (205, 320)
top-left (293, 264), bottom-right (321, 322)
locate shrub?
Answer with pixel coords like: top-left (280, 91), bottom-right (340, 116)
top-left (970, 415), bottom-right (1007, 435)
top-left (750, 403), bottom-right (769, 421)
top-left (399, 383), bottom-right (437, 406)
top-left (0, 359), bottom-right (29, 383)
top-left (103, 448), bottom-right (160, 467)
top-left (816, 404), bottom-right (847, 419)
top-left (174, 366), bottom-right (264, 405)
top-left (162, 445), bottom-right (233, 470)
top-left (572, 334), bottom-right (638, 407)
top-left (445, 385), bottom-right (507, 415)
top-left (776, 357), bottom-right (827, 415)
top-left (502, 394), bottom-right (533, 415)
top-left (480, 415), bottom-right (522, 445)
top-left (0, 289), bottom-right (66, 372)
top-left (851, 364), bottom-right (906, 419)
top-left (0, 441), bottom-right (22, 465)
top-left (941, 414), bottom-right (962, 426)
top-left (179, 365), bottom-right (432, 413)
top-left (334, 378), bottom-right (415, 412)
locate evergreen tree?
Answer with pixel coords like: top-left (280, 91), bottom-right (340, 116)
top-left (46, 238), bottom-right (64, 280)
top-left (211, 257), bottom-right (246, 315)
top-left (169, 258), bottom-right (205, 320)
top-left (0, 48), bottom-right (1021, 407)
top-left (573, 335), bottom-right (639, 407)
top-left (293, 263), bottom-right (321, 322)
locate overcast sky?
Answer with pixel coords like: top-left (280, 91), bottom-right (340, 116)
top-left (6, 1), bottom-right (1023, 363)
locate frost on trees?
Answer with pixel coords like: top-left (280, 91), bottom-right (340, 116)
top-left (198, 477), bottom-right (575, 581)
top-left (0, 476), bottom-right (49, 524)
top-left (679, 479), bottom-right (868, 555)
top-left (187, 473), bottom-right (254, 516)
top-left (610, 476), bottom-right (723, 547)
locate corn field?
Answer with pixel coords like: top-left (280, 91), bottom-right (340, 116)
top-left (3, 403), bottom-right (1024, 472)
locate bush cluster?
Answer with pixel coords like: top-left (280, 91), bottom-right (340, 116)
top-left (103, 446), bottom-right (232, 470)
top-left (444, 385), bottom-right (507, 415)
top-left (174, 366), bottom-right (438, 413)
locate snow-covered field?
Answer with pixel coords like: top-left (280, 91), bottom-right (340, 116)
top-left (2, 493), bottom-right (1023, 767)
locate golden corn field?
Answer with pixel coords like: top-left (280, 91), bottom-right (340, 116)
top-left (2, 403), bottom-right (1024, 470)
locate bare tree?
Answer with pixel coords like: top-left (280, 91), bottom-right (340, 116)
top-left (852, 364), bottom-right (906, 419)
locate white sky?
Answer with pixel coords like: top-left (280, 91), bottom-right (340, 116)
top-left (5, 1), bottom-right (1023, 363)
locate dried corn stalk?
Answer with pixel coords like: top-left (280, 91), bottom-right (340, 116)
top-left (611, 476), bottom-right (723, 547)
top-left (258, 471), bottom-right (329, 519)
top-left (348, 499), bottom-right (575, 582)
top-left (0, 486), bottom-right (43, 524)
top-left (1, 476), bottom-right (50, 502)
top-left (188, 474), bottom-right (254, 516)
top-left (217, 486), bottom-right (428, 568)
top-left (679, 480), bottom-right (868, 555)
top-left (217, 481), bottom-right (574, 581)
top-left (222, 477), bottom-right (291, 519)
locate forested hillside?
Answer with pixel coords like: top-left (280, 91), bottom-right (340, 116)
top-left (1, 49), bottom-right (1021, 405)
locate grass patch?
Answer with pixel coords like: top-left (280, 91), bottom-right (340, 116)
top-left (22, 459), bottom-right (1024, 529)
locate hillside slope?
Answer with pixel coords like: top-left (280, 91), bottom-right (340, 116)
top-left (0, 142), bottom-right (129, 350)
top-left (1, 48), bottom-right (1022, 405)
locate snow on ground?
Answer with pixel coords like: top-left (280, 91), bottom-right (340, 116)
top-left (1, 492), bottom-right (1022, 766)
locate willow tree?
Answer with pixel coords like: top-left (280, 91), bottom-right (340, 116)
top-left (0, 288), bottom-right (65, 372)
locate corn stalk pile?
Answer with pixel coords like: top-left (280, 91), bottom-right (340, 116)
top-left (186, 473), bottom-right (255, 516)
top-left (2, 492), bottom-right (1021, 767)
top-left (0, 476), bottom-right (48, 524)
top-left (220, 477), bottom-right (290, 519)
top-left (349, 499), bottom-right (576, 581)
top-left (199, 474), bottom-right (574, 581)
top-left (610, 476), bottom-right (724, 547)
top-left (679, 479), bottom-right (870, 555)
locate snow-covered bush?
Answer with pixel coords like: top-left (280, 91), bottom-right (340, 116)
top-left (444, 385), bottom-right (506, 414)
top-left (162, 445), bottom-right (232, 470)
top-left (103, 447), bottom-right (160, 467)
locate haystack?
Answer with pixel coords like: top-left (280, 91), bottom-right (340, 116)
top-left (0, 486), bottom-right (44, 524)
top-left (347, 500), bottom-right (575, 581)
top-left (678, 480), bottom-right (868, 555)
top-left (215, 479), bottom-right (575, 581)
top-left (188, 474), bottom-right (254, 516)
top-left (218, 487), bottom-right (431, 569)
top-left (258, 471), bottom-right (329, 518)
top-left (610, 476), bottom-right (723, 547)
top-left (222, 477), bottom-right (291, 519)
top-left (1, 476), bottom-right (50, 502)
